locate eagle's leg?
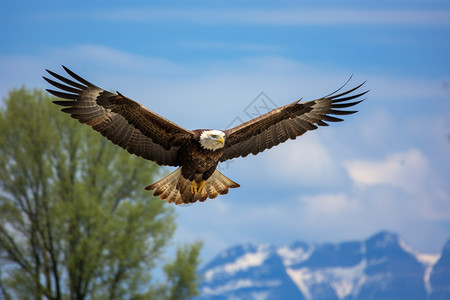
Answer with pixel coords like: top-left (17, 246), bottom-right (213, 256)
top-left (190, 180), bottom-right (206, 195)
top-left (190, 181), bottom-right (197, 194)
top-left (198, 180), bottom-right (206, 194)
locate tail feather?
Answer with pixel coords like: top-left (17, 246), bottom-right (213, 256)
top-left (145, 168), bottom-right (240, 205)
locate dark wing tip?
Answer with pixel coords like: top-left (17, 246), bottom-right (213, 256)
top-left (46, 89), bottom-right (78, 100)
top-left (45, 68), bottom-right (61, 78)
top-left (321, 79), bottom-right (367, 120)
top-left (322, 115), bottom-right (344, 122)
top-left (324, 75), bottom-right (354, 98)
top-left (331, 99), bottom-right (364, 109)
top-left (331, 82), bottom-right (367, 99)
top-left (326, 77), bottom-right (368, 99)
top-left (61, 66), bottom-right (94, 87)
top-left (52, 100), bottom-right (75, 107)
top-left (44, 67), bottom-right (87, 90)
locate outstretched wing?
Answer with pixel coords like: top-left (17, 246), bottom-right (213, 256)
top-left (220, 81), bottom-right (368, 162)
top-left (43, 66), bottom-right (194, 166)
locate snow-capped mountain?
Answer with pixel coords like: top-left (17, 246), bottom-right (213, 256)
top-left (197, 232), bottom-right (449, 300)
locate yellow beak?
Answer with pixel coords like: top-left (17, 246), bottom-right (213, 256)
top-left (218, 137), bottom-right (224, 145)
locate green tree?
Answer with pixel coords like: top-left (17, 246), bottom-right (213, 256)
top-left (0, 88), bottom-right (202, 299)
top-left (164, 241), bottom-right (203, 300)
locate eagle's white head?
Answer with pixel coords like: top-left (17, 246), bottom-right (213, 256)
top-left (199, 130), bottom-right (226, 151)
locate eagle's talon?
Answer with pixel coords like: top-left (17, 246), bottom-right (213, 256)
top-left (190, 181), bottom-right (196, 195)
top-left (198, 180), bottom-right (206, 194)
top-left (190, 180), bottom-right (206, 196)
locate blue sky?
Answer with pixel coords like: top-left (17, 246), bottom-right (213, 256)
top-left (1, 0), bottom-right (449, 262)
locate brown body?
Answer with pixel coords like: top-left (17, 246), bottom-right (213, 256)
top-left (178, 130), bottom-right (224, 182)
top-left (44, 66), bottom-right (367, 204)
top-left (148, 130), bottom-right (236, 203)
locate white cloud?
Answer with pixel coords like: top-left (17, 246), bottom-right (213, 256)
top-left (338, 148), bottom-right (450, 233)
top-left (344, 149), bottom-right (430, 194)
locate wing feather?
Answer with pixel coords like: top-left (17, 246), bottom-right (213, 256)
top-left (221, 81), bottom-right (367, 162)
top-left (45, 69), bottom-right (86, 89)
top-left (44, 66), bottom-right (193, 166)
top-left (284, 122), bottom-right (298, 140)
top-left (269, 124), bottom-right (279, 148)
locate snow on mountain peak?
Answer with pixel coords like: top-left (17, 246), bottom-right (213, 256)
top-left (286, 259), bottom-right (367, 300)
top-left (277, 243), bottom-right (314, 266)
top-left (202, 278), bottom-right (281, 295)
top-left (399, 237), bottom-right (441, 266)
top-left (204, 243), bottom-right (270, 282)
top-left (398, 236), bottom-right (441, 295)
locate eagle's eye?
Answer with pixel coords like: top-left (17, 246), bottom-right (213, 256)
top-left (211, 134), bottom-right (218, 139)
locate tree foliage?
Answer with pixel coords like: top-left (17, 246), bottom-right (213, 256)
top-left (164, 241), bottom-right (203, 300)
top-left (0, 88), bottom-right (202, 299)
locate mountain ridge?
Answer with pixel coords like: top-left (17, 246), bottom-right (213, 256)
top-left (197, 231), bottom-right (447, 300)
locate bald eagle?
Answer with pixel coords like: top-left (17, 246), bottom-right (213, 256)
top-left (43, 66), bottom-right (367, 204)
